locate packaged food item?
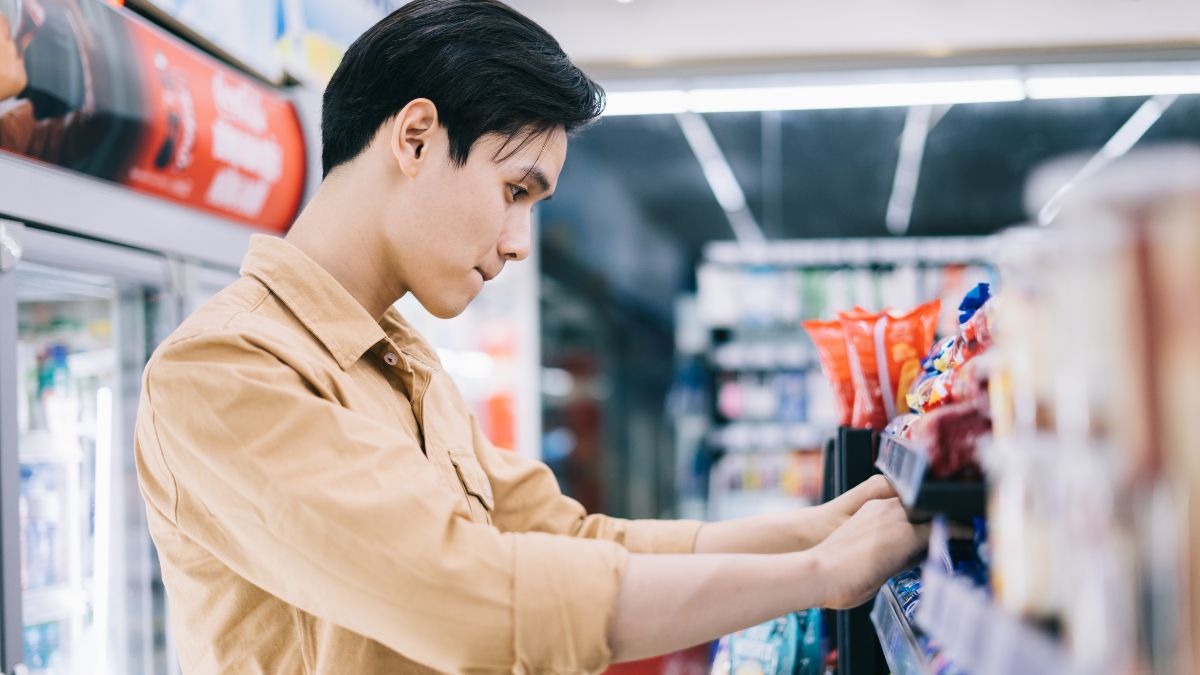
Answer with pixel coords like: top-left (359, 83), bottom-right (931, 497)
top-left (839, 300), bottom-right (941, 430)
top-left (925, 336), bottom-right (959, 374)
top-left (802, 320), bottom-right (855, 426)
top-left (907, 369), bottom-right (955, 415)
top-left (908, 403), bottom-right (989, 480)
top-left (710, 612), bottom-right (803, 675)
top-left (884, 412), bottom-right (920, 439)
top-left (957, 282), bottom-right (991, 324)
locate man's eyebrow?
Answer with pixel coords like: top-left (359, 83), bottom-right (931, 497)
top-left (519, 166), bottom-right (554, 200)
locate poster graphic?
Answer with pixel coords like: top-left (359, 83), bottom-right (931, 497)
top-left (0, 0), bottom-right (305, 233)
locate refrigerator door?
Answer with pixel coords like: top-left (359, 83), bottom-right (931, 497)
top-left (1, 229), bottom-right (180, 675)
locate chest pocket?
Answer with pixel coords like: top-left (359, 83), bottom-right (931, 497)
top-left (448, 449), bottom-right (495, 525)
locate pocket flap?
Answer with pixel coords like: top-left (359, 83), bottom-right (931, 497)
top-left (449, 450), bottom-right (495, 512)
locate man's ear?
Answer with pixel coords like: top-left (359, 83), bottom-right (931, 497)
top-left (389, 98), bottom-right (439, 178)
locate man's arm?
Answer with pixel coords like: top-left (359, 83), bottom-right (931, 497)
top-left (475, 416), bottom-right (897, 557)
top-left (693, 474), bottom-right (897, 554)
top-left (609, 497), bottom-right (928, 663)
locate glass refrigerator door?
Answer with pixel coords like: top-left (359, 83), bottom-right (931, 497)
top-left (1, 228), bottom-right (179, 675)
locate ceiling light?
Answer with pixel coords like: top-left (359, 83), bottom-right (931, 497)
top-left (605, 90), bottom-right (688, 116)
top-left (1025, 74), bottom-right (1200, 100)
top-left (603, 80), bottom-right (1024, 116)
top-left (687, 79), bottom-right (1025, 113)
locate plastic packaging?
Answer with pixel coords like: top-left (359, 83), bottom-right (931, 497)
top-left (802, 319), bottom-right (855, 427)
top-left (839, 300), bottom-right (941, 430)
top-left (710, 612), bottom-right (806, 675)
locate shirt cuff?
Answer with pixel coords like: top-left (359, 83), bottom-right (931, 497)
top-left (512, 533), bottom-right (629, 674)
top-left (620, 519), bottom-right (704, 554)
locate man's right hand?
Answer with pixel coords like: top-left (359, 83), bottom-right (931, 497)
top-left (0, 15), bottom-right (28, 101)
top-left (811, 497), bottom-right (930, 609)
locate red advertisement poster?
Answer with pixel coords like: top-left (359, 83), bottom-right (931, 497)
top-left (0, 0), bottom-right (305, 233)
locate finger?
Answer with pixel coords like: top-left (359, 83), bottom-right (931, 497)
top-left (0, 14), bottom-right (10, 35)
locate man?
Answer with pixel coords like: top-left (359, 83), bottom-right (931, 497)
top-left (134, 1), bottom-right (927, 672)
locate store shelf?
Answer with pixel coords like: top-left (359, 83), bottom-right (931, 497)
top-left (915, 568), bottom-right (1073, 675)
top-left (23, 585), bottom-right (84, 626)
top-left (19, 430), bottom-right (84, 465)
top-left (871, 582), bottom-right (932, 675)
top-left (708, 341), bottom-right (814, 371)
top-left (707, 422), bottom-right (828, 451)
top-left (876, 433), bottom-right (985, 521)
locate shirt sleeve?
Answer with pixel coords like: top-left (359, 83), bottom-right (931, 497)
top-left (136, 330), bottom-right (627, 674)
top-left (467, 413), bottom-right (703, 555)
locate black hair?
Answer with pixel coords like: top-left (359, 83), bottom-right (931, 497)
top-left (320, 0), bottom-right (605, 177)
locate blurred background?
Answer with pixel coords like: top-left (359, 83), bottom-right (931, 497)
top-left (2, 1), bottom-right (1200, 674)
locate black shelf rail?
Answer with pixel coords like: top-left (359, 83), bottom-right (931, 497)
top-left (875, 432), bottom-right (986, 522)
top-left (823, 428), bottom-right (888, 675)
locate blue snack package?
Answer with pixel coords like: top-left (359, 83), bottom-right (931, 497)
top-left (710, 613), bottom-right (802, 675)
top-left (957, 283), bottom-right (991, 324)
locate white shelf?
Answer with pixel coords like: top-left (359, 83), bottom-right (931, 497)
top-left (67, 348), bottom-right (116, 379)
top-left (871, 582), bottom-right (932, 675)
top-left (19, 430), bottom-right (84, 465)
top-left (708, 422), bottom-right (828, 451)
top-left (23, 585), bottom-right (85, 626)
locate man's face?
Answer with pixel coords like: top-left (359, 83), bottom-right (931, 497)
top-left (391, 126), bottom-right (565, 319)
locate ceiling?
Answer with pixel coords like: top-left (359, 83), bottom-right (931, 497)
top-left (539, 94), bottom-right (1200, 321)
top-left (505, 0), bottom-right (1200, 79)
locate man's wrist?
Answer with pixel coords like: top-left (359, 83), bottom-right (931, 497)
top-left (776, 549), bottom-right (827, 610)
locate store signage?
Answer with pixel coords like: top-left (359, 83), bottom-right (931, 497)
top-left (0, 0), bottom-right (306, 233)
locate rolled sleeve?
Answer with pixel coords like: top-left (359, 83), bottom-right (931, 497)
top-left (618, 519), bottom-right (703, 554)
top-left (471, 416), bottom-right (703, 554)
top-left (514, 534), bottom-right (629, 674)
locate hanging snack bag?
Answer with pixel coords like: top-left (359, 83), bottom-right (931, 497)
top-left (840, 300), bottom-right (941, 430)
top-left (803, 319), bottom-right (855, 426)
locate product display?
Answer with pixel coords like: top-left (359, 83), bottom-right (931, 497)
top-left (803, 320), bottom-right (854, 427)
top-left (710, 610), bottom-right (823, 675)
top-left (839, 299), bottom-right (941, 431)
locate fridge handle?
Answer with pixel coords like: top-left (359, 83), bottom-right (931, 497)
top-left (0, 218), bottom-right (24, 273)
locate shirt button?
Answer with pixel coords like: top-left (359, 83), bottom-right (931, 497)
top-left (384, 352), bottom-right (399, 366)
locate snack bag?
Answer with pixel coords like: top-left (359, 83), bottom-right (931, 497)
top-left (710, 613), bottom-right (801, 675)
top-left (803, 319), bottom-right (855, 426)
top-left (839, 300), bottom-right (941, 430)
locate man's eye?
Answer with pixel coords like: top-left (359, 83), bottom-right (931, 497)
top-left (508, 184), bottom-right (528, 200)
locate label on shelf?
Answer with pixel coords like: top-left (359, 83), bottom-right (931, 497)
top-left (876, 432), bottom-right (930, 506)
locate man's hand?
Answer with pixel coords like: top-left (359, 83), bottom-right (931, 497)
top-left (812, 474), bottom-right (898, 540)
top-left (811, 497), bottom-right (929, 609)
top-left (0, 15), bottom-right (28, 101)
top-left (693, 474), bottom-right (899, 555)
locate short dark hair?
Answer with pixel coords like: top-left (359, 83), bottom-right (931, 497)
top-left (320, 0), bottom-right (605, 177)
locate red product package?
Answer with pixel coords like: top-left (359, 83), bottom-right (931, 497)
top-left (955, 302), bottom-right (994, 365)
top-left (839, 300), bottom-right (941, 431)
top-left (803, 319), bottom-right (855, 427)
top-left (907, 402), bottom-right (990, 480)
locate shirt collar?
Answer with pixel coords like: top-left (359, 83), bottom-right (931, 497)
top-left (240, 234), bottom-right (387, 370)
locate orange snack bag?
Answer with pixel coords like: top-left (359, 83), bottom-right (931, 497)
top-left (839, 300), bottom-right (941, 430)
top-left (803, 319), bottom-right (855, 426)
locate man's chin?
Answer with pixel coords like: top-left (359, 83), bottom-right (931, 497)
top-left (418, 293), bottom-right (473, 320)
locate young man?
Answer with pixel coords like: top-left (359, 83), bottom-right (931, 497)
top-left (133, 1), bottom-right (927, 672)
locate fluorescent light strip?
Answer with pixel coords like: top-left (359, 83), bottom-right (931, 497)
top-left (688, 79), bottom-right (1024, 113)
top-left (1027, 74), bottom-right (1200, 100)
top-left (604, 73), bottom-right (1200, 116)
top-left (605, 90), bottom-right (688, 116)
top-left (1037, 94), bottom-right (1178, 225)
top-left (605, 80), bottom-right (1023, 116)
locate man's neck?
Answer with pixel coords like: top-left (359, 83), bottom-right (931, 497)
top-left (283, 180), bottom-right (406, 322)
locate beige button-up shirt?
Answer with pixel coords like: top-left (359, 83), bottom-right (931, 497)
top-left (134, 235), bottom-right (702, 674)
